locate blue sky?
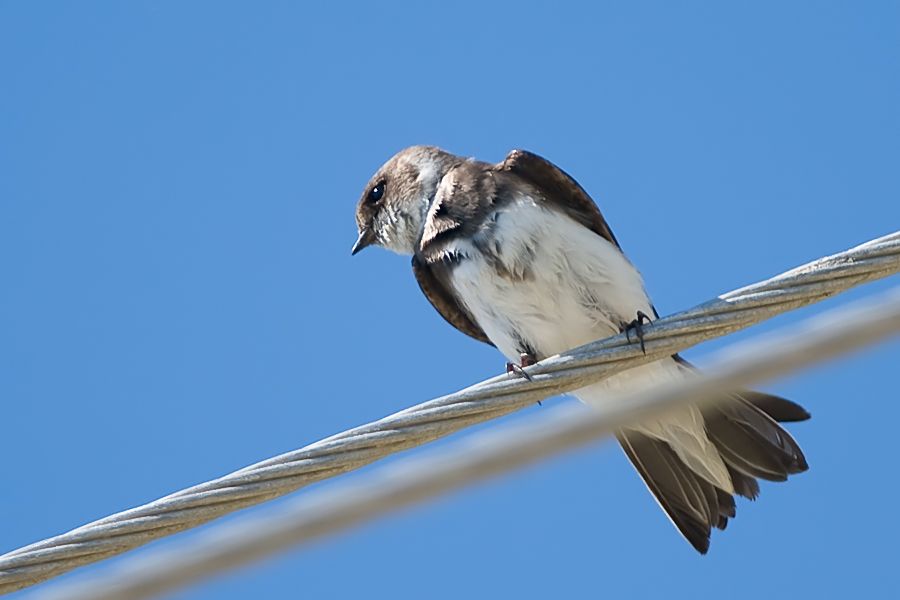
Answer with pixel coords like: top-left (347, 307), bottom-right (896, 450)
top-left (2, 2), bottom-right (899, 598)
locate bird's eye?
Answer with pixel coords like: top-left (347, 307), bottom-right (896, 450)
top-left (368, 182), bottom-right (385, 203)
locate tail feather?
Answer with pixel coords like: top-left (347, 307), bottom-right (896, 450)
top-left (617, 390), bottom-right (809, 553)
top-left (715, 489), bottom-right (735, 529)
top-left (741, 391), bottom-right (811, 423)
top-left (619, 431), bottom-right (727, 554)
top-left (703, 394), bottom-right (809, 481)
top-left (726, 464), bottom-right (761, 500)
top-left (716, 489), bottom-right (736, 518)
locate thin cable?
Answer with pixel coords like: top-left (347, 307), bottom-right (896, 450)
top-left (1, 231), bottom-right (899, 595)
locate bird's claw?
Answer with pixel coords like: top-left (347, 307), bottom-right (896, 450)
top-left (506, 352), bottom-right (536, 382)
top-left (624, 310), bottom-right (653, 354)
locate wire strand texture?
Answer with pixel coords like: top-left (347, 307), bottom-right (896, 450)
top-left (2, 230), bottom-right (899, 595)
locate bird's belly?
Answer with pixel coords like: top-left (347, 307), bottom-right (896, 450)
top-left (454, 259), bottom-right (599, 360)
top-left (447, 202), bottom-right (654, 363)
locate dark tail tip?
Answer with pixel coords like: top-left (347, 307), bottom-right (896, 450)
top-left (742, 391), bottom-right (811, 422)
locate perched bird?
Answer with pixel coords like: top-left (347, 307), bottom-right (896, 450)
top-left (351, 146), bottom-right (809, 553)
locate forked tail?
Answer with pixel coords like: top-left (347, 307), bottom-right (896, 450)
top-left (618, 391), bottom-right (809, 553)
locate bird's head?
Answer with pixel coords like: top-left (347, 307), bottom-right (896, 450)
top-left (352, 145), bottom-right (459, 256)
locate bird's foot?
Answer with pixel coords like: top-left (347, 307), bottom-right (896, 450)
top-left (506, 352), bottom-right (537, 382)
top-left (507, 353), bottom-right (541, 405)
top-left (623, 310), bottom-right (653, 354)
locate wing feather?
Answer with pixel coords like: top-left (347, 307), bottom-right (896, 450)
top-left (411, 255), bottom-right (493, 346)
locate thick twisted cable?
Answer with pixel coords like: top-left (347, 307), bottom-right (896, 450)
top-left (1, 231), bottom-right (898, 595)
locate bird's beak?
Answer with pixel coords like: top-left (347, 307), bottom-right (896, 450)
top-left (351, 228), bottom-right (375, 255)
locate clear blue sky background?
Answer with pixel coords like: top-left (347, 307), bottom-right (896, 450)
top-left (2, 2), bottom-right (899, 598)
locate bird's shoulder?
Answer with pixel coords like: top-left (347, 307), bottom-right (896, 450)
top-left (494, 149), bottom-right (621, 250)
top-left (418, 159), bottom-right (500, 259)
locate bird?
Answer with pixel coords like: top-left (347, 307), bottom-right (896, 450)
top-left (351, 145), bottom-right (810, 553)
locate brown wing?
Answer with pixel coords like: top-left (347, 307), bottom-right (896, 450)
top-left (496, 149), bottom-right (622, 250)
top-left (411, 255), bottom-right (494, 346)
top-left (418, 161), bottom-right (499, 262)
